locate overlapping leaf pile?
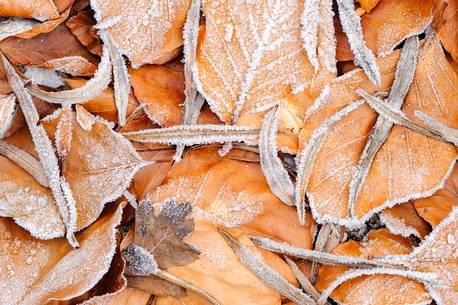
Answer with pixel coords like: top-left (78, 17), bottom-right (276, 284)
top-left (0, 0), bottom-right (457, 304)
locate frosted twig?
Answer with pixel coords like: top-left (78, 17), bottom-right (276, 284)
top-left (295, 100), bottom-right (366, 225)
top-left (2, 53), bottom-right (79, 247)
top-left (218, 228), bottom-right (315, 305)
top-left (0, 93), bottom-right (16, 138)
top-left (349, 36), bottom-right (419, 218)
top-left (0, 140), bottom-right (49, 187)
top-left (100, 30), bottom-right (130, 126)
top-left (336, 0), bottom-right (380, 86)
top-left (259, 107), bottom-right (295, 205)
top-left (284, 256), bottom-right (325, 303)
top-left (250, 235), bottom-right (397, 269)
top-left (28, 45), bottom-right (112, 104)
top-left (175, 0), bottom-right (203, 161)
top-left (316, 268), bottom-right (438, 305)
top-left (415, 111), bottom-right (458, 147)
top-left (358, 90), bottom-right (446, 143)
top-left (122, 124), bottom-right (259, 146)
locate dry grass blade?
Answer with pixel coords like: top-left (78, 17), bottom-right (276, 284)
top-left (249, 235), bottom-right (396, 269)
top-left (218, 228), bottom-right (315, 305)
top-left (415, 111), bottom-right (458, 147)
top-left (358, 90), bottom-right (446, 143)
top-left (0, 18), bottom-right (37, 41)
top-left (0, 93), bottom-right (16, 138)
top-left (295, 100), bottom-right (366, 225)
top-left (27, 45), bottom-right (112, 104)
top-left (123, 124), bottom-right (259, 146)
top-left (259, 107), bottom-right (295, 206)
top-left (0, 140), bottom-right (49, 187)
top-left (310, 224), bottom-right (341, 283)
top-left (1, 53), bottom-right (78, 247)
top-left (284, 256), bottom-right (324, 303)
top-left (101, 30), bottom-right (130, 126)
top-left (349, 36), bottom-right (419, 218)
top-left (336, 0), bottom-right (380, 86)
top-left (316, 267), bottom-right (439, 305)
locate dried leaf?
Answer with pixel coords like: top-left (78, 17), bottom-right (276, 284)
top-left (259, 107), bottom-right (295, 206)
top-left (39, 56), bottom-right (97, 77)
top-left (433, 0), bottom-right (458, 62)
top-left (90, 0), bottom-right (190, 67)
top-left (129, 60), bottom-right (184, 127)
top-left (284, 256), bottom-right (324, 303)
top-left (413, 163), bottom-right (458, 226)
top-left (336, 0), bottom-right (380, 86)
top-left (349, 36), bottom-right (419, 218)
top-left (356, 0), bottom-right (381, 12)
top-left (0, 92), bottom-right (15, 138)
top-left (0, 203), bottom-right (123, 305)
top-left (315, 229), bottom-right (432, 305)
top-left (0, 0), bottom-right (61, 20)
top-left (122, 124), bottom-right (259, 146)
top-left (0, 18), bottom-right (36, 41)
top-left (301, 36), bottom-right (458, 226)
top-left (28, 44), bottom-right (112, 104)
top-left (218, 228), bottom-right (315, 305)
top-left (336, 0), bottom-right (433, 60)
top-left (0, 139), bottom-right (48, 187)
top-left (66, 10), bottom-right (103, 56)
top-left (381, 201), bottom-right (431, 239)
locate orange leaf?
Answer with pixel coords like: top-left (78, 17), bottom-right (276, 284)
top-left (90, 0), bottom-right (190, 67)
top-left (381, 201), bottom-right (431, 238)
top-left (66, 10), bottom-right (103, 56)
top-left (413, 163), bottom-right (458, 226)
top-left (315, 229), bottom-right (431, 305)
top-left (0, 203), bottom-right (123, 305)
top-left (433, 0), bottom-right (458, 63)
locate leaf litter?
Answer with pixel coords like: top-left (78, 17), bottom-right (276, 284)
top-left (0, 1), bottom-right (457, 305)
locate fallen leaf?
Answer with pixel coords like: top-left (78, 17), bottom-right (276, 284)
top-left (0, 93), bottom-right (15, 138)
top-left (66, 10), bottom-right (103, 56)
top-left (0, 202), bottom-right (123, 305)
top-left (14, 7), bottom-right (72, 40)
top-left (336, 0), bottom-right (433, 60)
top-left (84, 287), bottom-right (151, 305)
top-left (129, 59), bottom-right (184, 127)
top-left (381, 201), bottom-right (431, 239)
top-left (413, 163), bottom-right (458, 226)
top-left (356, 0), bottom-right (381, 12)
top-left (0, 0), bottom-right (63, 21)
top-left (300, 35), bottom-right (458, 226)
top-left (90, 0), bottom-right (191, 67)
top-left (39, 56), bottom-right (97, 77)
top-left (433, 0), bottom-right (458, 62)
top-left (315, 229), bottom-right (432, 305)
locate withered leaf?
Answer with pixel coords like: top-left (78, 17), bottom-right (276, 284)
top-left (134, 198), bottom-right (199, 269)
top-left (0, 203), bottom-right (123, 305)
top-left (66, 10), bottom-right (103, 56)
top-left (433, 0), bottom-right (458, 63)
top-left (0, 92), bottom-right (15, 138)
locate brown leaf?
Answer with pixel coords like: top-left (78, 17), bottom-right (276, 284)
top-left (356, 0), bottom-right (381, 12)
top-left (66, 10), bottom-right (103, 56)
top-left (381, 201), bottom-right (431, 238)
top-left (413, 163), bottom-right (458, 226)
top-left (336, 0), bottom-right (433, 61)
top-left (433, 0), bottom-right (458, 63)
top-left (0, 0), bottom-right (61, 20)
top-left (129, 59), bottom-right (184, 127)
top-left (0, 203), bottom-right (123, 305)
top-left (90, 0), bottom-right (190, 67)
top-left (315, 229), bottom-right (431, 305)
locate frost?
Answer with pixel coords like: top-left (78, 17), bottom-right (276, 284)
top-left (301, 0), bottom-right (336, 73)
top-left (303, 85), bottom-right (330, 122)
top-left (125, 244), bottom-right (159, 276)
top-left (317, 268), bottom-right (438, 305)
top-left (0, 140), bottom-right (49, 188)
top-left (349, 36), bottom-right (419, 218)
top-left (2, 54), bottom-right (78, 247)
top-left (123, 190), bottom-right (138, 209)
top-left (295, 100), bottom-right (365, 225)
top-left (336, 0), bottom-right (380, 86)
top-left (122, 124), bottom-right (259, 146)
top-left (41, 56), bottom-right (96, 77)
top-left (380, 212), bottom-right (422, 238)
top-left (219, 228), bottom-right (315, 305)
top-left (250, 235), bottom-right (394, 268)
top-left (415, 111), bottom-right (458, 147)
top-left (0, 17), bottom-right (37, 41)
top-left (28, 45), bottom-right (112, 104)
top-left (23, 67), bottom-right (65, 89)
top-left (259, 106), bottom-right (295, 205)
top-left (75, 104), bottom-right (96, 131)
top-left (100, 30), bottom-right (131, 126)
top-left (0, 93), bottom-right (16, 139)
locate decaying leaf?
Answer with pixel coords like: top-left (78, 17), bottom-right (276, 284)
top-left (315, 229), bottom-right (432, 305)
top-left (380, 201), bottom-right (431, 238)
top-left (413, 163), bottom-right (458, 226)
top-left (0, 203), bottom-right (123, 305)
top-left (300, 35), bottom-right (458, 227)
top-left (90, 0), bottom-right (191, 67)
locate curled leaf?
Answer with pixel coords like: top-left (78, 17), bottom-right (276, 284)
top-left (259, 107), bottom-right (295, 206)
